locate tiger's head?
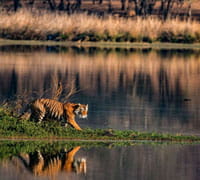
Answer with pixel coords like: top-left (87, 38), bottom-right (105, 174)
top-left (73, 104), bottom-right (88, 119)
top-left (73, 158), bottom-right (87, 174)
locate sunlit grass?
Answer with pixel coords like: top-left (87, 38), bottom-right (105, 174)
top-left (0, 10), bottom-right (200, 43)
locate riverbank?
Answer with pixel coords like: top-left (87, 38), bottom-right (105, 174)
top-left (0, 108), bottom-right (200, 142)
top-left (1, 39), bottom-right (200, 49)
top-left (0, 10), bottom-right (200, 43)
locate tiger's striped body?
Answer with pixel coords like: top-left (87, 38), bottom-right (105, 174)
top-left (30, 98), bottom-right (88, 130)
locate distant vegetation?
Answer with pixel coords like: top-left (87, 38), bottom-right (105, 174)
top-left (0, 0), bottom-right (200, 43)
top-left (0, 10), bottom-right (200, 43)
top-left (1, 0), bottom-right (199, 20)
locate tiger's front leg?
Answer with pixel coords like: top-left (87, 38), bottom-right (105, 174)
top-left (67, 118), bottom-right (82, 131)
top-left (60, 117), bottom-right (68, 127)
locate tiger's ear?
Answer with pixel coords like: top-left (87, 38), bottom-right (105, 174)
top-left (74, 103), bottom-right (80, 110)
top-left (86, 104), bottom-right (88, 110)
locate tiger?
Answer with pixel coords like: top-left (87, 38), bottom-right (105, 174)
top-left (28, 98), bottom-right (88, 130)
top-left (13, 146), bottom-right (86, 176)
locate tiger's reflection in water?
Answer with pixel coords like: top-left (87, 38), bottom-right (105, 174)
top-left (12, 146), bottom-right (86, 177)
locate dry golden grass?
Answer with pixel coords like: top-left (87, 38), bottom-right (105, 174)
top-left (0, 10), bottom-right (200, 42)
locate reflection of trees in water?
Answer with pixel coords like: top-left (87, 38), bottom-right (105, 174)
top-left (133, 72), bottom-right (154, 102)
top-left (0, 45), bottom-right (46, 52)
top-left (0, 69), bottom-right (18, 99)
top-left (157, 68), bottom-right (190, 124)
top-left (1, 47), bottom-right (200, 132)
top-left (157, 49), bottom-right (199, 59)
top-left (9, 69), bottom-right (18, 96)
top-left (157, 67), bottom-right (186, 106)
top-left (86, 145), bottom-right (200, 180)
top-left (1, 45), bottom-right (200, 57)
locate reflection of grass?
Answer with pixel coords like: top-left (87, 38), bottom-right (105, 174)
top-left (0, 140), bottom-right (190, 161)
top-left (0, 10), bottom-right (200, 43)
top-left (1, 39), bottom-right (200, 49)
top-left (0, 108), bottom-right (200, 142)
top-left (0, 141), bottom-right (108, 161)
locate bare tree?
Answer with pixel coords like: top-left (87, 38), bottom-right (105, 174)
top-left (159, 0), bottom-right (184, 20)
top-left (28, 0), bottom-right (35, 5)
top-left (108, 0), bottom-right (112, 12)
top-left (51, 76), bottom-right (79, 102)
top-left (121, 0), bottom-right (127, 10)
top-left (75, 0), bottom-right (82, 10)
top-left (47, 0), bottom-right (56, 10)
top-left (58, 0), bottom-right (65, 10)
top-left (131, 0), bottom-right (185, 19)
top-left (66, 0), bottom-right (71, 12)
top-left (132, 0), bottom-right (156, 17)
top-left (13, 0), bottom-right (20, 11)
top-left (186, 2), bottom-right (192, 20)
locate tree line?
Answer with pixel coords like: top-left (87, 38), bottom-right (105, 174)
top-left (5, 0), bottom-right (196, 20)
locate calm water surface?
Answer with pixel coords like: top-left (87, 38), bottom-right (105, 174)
top-left (1, 45), bottom-right (200, 134)
top-left (0, 141), bottom-right (200, 180)
top-left (1, 45), bottom-right (200, 180)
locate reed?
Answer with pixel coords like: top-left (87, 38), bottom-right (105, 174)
top-left (0, 10), bottom-right (200, 43)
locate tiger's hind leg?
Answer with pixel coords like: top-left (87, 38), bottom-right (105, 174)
top-left (30, 103), bottom-right (46, 123)
top-left (30, 109), bottom-right (46, 123)
top-left (37, 111), bottom-right (46, 123)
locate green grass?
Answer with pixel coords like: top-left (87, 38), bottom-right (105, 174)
top-left (0, 108), bottom-right (200, 142)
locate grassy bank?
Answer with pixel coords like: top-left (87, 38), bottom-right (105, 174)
top-left (0, 10), bottom-right (200, 43)
top-left (0, 108), bottom-right (200, 142)
top-left (1, 39), bottom-right (200, 49)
